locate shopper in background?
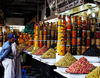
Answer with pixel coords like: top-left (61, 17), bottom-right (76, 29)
top-left (12, 35), bottom-right (23, 78)
top-left (0, 33), bottom-right (16, 78)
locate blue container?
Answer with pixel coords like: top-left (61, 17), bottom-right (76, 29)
top-left (22, 68), bottom-right (26, 78)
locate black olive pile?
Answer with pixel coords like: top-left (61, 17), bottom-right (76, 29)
top-left (48, 44), bottom-right (57, 49)
top-left (82, 44), bottom-right (100, 56)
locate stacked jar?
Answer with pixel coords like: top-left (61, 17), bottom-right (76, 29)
top-left (96, 23), bottom-right (100, 49)
top-left (59, 15), bottom-right (66, 55)
top-left (57, 15), bottom-right (61, 53)
top-left (66, 15), bottom-right (71, 53)
top-left (33, 23), bottom-right (36, 47)
top-left (91, 18), bottom-right (96, 46)
top-left (51, 22), bottom-right (55, 45)
top-left (87, 18), bottom-right (91, 49)
top-left (35, 22), bottom-right (39, 49)
top-left (71, 16), bottom-right (77, 55)
top-left (47, 22), bottom-right (51, 48)
top-left (43, 22), bottom-right (47, 46)
top-left (82, 20), bottom-right (86, 54)
top-left (55, 22), bottom-right (58, 44)
top-left (65, 19), bottom-right (67, 47)
top-left (29, 35), bottom-right (32, 45)
top-left (39, 21), bottom-right (43, 48)
top-left (97, 9), bottom-right (100, 49)
top-left (76, 17), bottom-right (81, 55)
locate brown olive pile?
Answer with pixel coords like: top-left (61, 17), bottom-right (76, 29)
top-left (41, 48), bottom-right (57, 58)
top-left (55, 53), bottom-right (77, 67)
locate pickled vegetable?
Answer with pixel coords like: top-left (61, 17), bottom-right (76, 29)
top-left (30, 47), bottom-right (40, 54)
top-left (26, 45), bottom-right (34, 51)
top-left (35, 46), bottom-right (47, 55)
top-left (24, 45), bottom-right (32, 50)
top-left (86, 66), bottom-right (100, 78)
top-left (55, 53), bottom-right (77, 67)
top-left (41, 48), bottom-right (57, 58)
top-left (19, 44), bottom-right (26, 48)
top-left (48, 44), bottom-right (57, 49)
top-left (82, 44), bottom-right (100, 56)
top-left (66, 57), bottom-right (95, 74)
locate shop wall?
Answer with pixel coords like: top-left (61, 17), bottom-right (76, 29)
top-left (5, 18), bottom-right (24, 25)
top-left (41, 5), bottom-right (45, 21)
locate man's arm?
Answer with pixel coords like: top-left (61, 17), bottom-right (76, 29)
top-left (0, 46), bottom-right (11, 61)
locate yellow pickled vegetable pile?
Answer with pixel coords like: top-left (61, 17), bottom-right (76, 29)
top-left (41, 48), bottom-right (57, 58)
top-left (86, 66), bottom-right (100, 78)
top-left (23, 42), bottom-right (28, 46)
top-left (55, 53), bottom-right (77, 67)
top-left (54, 46), bottom-right (57, 50)
top-left (26, 45), bottom-right (34, 51)
top-left (19, 44), bottom-right (25, 48)
top-left (30, 47), bottom-right (40, 54)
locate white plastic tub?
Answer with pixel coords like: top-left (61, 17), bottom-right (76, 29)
top-left (57, 67), bottom-right (67, 73)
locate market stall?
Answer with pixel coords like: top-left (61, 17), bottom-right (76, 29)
top-left (20, 0), bottom-right (100, 78)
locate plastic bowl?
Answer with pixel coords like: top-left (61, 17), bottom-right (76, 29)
top-left (70, 73), bottom-right (87, 78)
top-left (57, 67), bottom-right (67, 72)
top-left (83, 56), bottom-right (100, 63)
top-left (42, 58), bottom-right (56, 64)
top-left (73, 55), bottom-right (83, 60)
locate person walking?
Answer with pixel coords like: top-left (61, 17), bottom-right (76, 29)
top-left (12, 35), bottom-right (23, 78)
top-left (0, 33), bottom-right (16, 78)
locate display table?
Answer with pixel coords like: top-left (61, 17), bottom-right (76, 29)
top-left (53, 69), bottom-right (88, 78)
top-left (54, 69), bottom-right (71, 78)
top-left (24, 50), bottom-right (100, 78)
top-left (24, 50), bottom-right (56, 78)
top-left (24, 50), bottom-right (56, 66)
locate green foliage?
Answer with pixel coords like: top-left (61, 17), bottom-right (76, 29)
top-left (22, 22), bottom-right (34, 36)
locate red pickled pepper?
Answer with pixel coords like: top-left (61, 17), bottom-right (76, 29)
top-left (87, 38), bottom-right (90, 46)
top-left (68, 18), bottom-right (71, 23)
top-left (35, 46), bottom-right (48, 55)
top-left (82, 20), bottom-right (86, 24)
top-left (66, 57), bottom-right (95, 74)
top-left (82, 20), bottom-right (86, 30)
top-left (72, 31), bottom-right (76, 37)
top-left (72, 38), bottom-right (76, 45)
top-left (43, 22), bottom-right (46, 35)
top-left (63, 15), bottom-right (67, 41)
top-left (82, 30), bottom-right (86, 37)
top-left (96, 31), bottom-right (99, 38)
top-left (63, 15), bottom-right (66, 40)
top-left (77, 17), bottom-right (81, 25)
top-left (39, 41), bottom-right (43, 47)
top-left (75, 16), bottom-right (77, 21)
top-left (34, 22), bottom-right (37, 47)
top-left (58, 14), bottom-right (61, 19)
top-left (67, 16), bottom-right (71, 29)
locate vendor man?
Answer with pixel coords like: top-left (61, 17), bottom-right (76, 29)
top-left (0, 33), bottom-right (16, 78)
